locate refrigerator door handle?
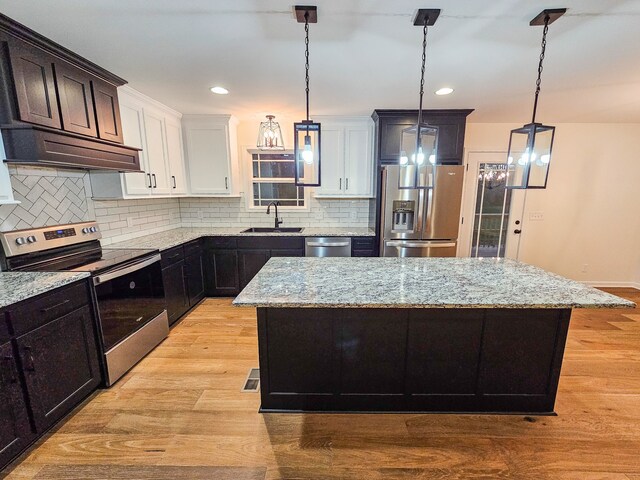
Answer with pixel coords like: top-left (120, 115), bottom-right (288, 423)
top-left (385, 241), bottom-right (457, 248)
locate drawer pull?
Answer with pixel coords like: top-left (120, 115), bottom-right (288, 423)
top-left (40, 299), bottom-right (70, 314)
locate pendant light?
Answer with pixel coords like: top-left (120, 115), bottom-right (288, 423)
top-left (399, 9), bottom-right (440, 190)
top-left (506, 8), bottom-right (566, 189)
top-left (293, 5), bottom-right (321, 187)
top-left (257, 115), bottom-right (285, 150)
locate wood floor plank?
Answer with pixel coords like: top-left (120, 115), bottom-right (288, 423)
top-left (32, 464), bottom-right (266, 480)
top-left (2, 291), bottom-right (639, 479)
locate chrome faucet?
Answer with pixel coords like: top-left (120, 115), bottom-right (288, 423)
top-left (266, 201), bottom-right (283, 229)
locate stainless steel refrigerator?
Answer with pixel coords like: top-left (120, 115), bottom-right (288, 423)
top-left (380, 165), bottom-right (464, 257)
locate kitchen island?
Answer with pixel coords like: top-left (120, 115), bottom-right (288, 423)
top-left (233, 257), bottom-right (634, 414)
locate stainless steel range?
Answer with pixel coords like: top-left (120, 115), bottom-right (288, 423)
top-left (0, 221), bottom-right (168, 386)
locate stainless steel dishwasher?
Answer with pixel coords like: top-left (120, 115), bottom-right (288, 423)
top-left (305, 237), bottom-right (352, 257)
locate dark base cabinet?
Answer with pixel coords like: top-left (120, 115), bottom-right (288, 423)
top-left (161, 241), bottom-right (206, 326)
top-left (0, 280), bottom-right (101, 471)
top-left (185, 242), bottom-right (205, 306)
top-left (15, 305), bottom-right (100, 432)
top-left (0, 341), bottom-right (34, 470)
top-left (204, 242), bottom-right (240, 297)
top-left (257, 307), bottom-right (571, 413)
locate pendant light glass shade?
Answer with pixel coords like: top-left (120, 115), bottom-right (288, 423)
top-left (506, 8), bottom-right (565, 190)
top-left (399, 123), bottom-right (438, 189)
top-left (506, 122), bottom-right (555, 189)
top-left (257, 115), bottom-right (285, 150)
top-left (294, 121), bottom-right (321, 186)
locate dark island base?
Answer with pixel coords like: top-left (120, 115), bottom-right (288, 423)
top-left (256, 307), bottom-right (571, 414)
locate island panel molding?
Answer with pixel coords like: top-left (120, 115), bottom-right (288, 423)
top-left (256, 307), bottom-right (571, 413)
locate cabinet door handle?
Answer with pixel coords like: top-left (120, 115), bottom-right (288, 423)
top-left (40, 299), bottom-right (70, 314)
top-left (172, 175), bottom-right (176, 189)
top-left (339, 178), bottom-right (342, 190)
top-left (2, 355), bottom-right (18, 383)
top-left (224, 177), bottom-right (228, 189)
top-left (22, 347), bottom-right (35, 372)
top-left (152, 174), bottom-right (157, 188)
top-left (147, 173), bottom-right (152, 189)
top-left (346, 178), bottom-right (349, 190)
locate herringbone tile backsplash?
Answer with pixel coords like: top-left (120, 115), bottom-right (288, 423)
top-left (0, 167), bottom-right (90, 231)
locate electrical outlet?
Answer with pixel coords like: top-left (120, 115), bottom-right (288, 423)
top-left (314, 211), bottom-right (323, 220)
top-left (126, 217), bottom-right (133, 228)
top-left (529, 211), bottom-right (544, 221)
top-left (351, 210), bottom-right (358, 220)
top-left (581, 264), bottom-right (589, 274)
top-left (197, 210), bottom-right (203, 219)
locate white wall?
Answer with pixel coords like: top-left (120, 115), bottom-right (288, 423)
top-left (464, 123), bottom-right (640, 287)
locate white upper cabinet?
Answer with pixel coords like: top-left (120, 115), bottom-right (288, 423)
top-left (182, 115), bottom-right (239, 196)
top-left (315, 117), bottom-right (374, 198)
top-left (89, 86), bottom-right (186, 199)
top-left (119, 100), bottom-right (150, 195)
top-left (164, 116), bottom-right (187, 194)
top-left (142, 109), bottom-right (172, 195)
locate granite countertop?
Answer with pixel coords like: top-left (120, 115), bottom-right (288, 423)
top-left (232, 257), bottom-right (636, 309)
top-left (108, 226), bottom-right (374, 251)
top-left (0, 271), bottom-right (91, 309)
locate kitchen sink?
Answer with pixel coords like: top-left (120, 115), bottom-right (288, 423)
top-left (241, 227), bottom-right (304, 233)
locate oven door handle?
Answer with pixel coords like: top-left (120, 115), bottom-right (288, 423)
top-left (93, 254), bottom-right (161, 286)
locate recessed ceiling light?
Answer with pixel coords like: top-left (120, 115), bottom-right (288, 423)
top-left (210, 86), bottom-right (229, 95)
top-left (435, 87), bottom-right (454, 96)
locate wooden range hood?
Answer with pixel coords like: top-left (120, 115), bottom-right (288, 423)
top-left (0, 14), bottom-right (141, 172)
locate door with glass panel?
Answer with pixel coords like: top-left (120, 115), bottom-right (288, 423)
top-left (459, 152), bottom-right (525, 259)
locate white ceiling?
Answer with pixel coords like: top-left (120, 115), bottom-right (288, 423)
top-left (1, 0), bottom-right (639, 123)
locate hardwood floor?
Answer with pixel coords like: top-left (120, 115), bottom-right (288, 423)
top-left (3, 289), bottom-right (640, 479)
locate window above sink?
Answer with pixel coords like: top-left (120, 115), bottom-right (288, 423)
top-left (247, 150), bottom-right (307, 210)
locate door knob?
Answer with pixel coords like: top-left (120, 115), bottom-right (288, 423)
top-left (514, 229), bottom-right (522, 234)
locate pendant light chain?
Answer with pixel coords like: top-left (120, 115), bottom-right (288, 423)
top-left (418, 18), bottom-right (427, 123)
top-left (416, 17), bottom-right (429, 150)
top-left (531, 15), bottom-right (550, 124)
top-left (304, 12), bottom-right (310, 122)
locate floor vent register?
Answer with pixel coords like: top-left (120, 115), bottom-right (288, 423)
top-left (242, 368), bottom-right (260, 392)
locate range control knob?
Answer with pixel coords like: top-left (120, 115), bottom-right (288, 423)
top-left (26, 235), bottom-right (37, 243)
top-left (90, 226), bottom-right (98, 233)
top-left (82, 227), bottom-right (90, 234)
top-left (15, 237), bottom-right (26, 245)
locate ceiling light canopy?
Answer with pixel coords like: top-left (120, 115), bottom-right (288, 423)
top-left (435, 87), bottom-right (454, 95)
top-left (506, 8), bottom-right (566, 190)
top-left (398, 8), bottom-right (441, 190)
top-left (293, 5), bottom-right (321, 187)
top-left (210, 86), bottom-right (229, 95)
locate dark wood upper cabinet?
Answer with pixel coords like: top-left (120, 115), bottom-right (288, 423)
top-left (91, 77), bottom-right (123, 144)
top-left (0, 14), bottom-right (139, 170)
top-left (6, 41), bottom-right (61, 129)
top-left (372, 109), bottom-right (473, 165)
top-left (53, 61), bottom-right (97, 137)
